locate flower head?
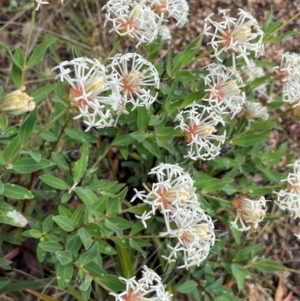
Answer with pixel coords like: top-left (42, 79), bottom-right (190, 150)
top-left (241, 65), bottom-right (269, 100)
top-left (0, 86), bottom-right (35, 116)
top-left (103, 0), bottom-right (159, 47)
top-left (275, 158), bottom-right (300, 218)
top-left (109, 53), bottom-right (159, 109)
top-left (276, 52), bottom-right (300, 105)
top-left (202, 63), bottom-right (246, 117)
top-left (243, 101), bottom-right (269, 121)
top-left (52, 57), bottom-right (121, 131)
top-left (231, 195), bottom-right (267, 232)
top-left (131, 163), bottom-right (199, 230)
top-left (175, 102), bottom-right (226, 161)
top-left (161, 208), bottom-right (215, 269)
top-left (147, 0), bottom-right (189, 27)
top-left (204, 9), bottom-right (264, 69)
top-left (110, 265), bottom-right (172, 301)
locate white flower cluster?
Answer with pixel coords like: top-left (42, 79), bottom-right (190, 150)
top-left (231, 196), bottom-right (267, 232)
top-left (275, 158), bottom-right (300, 219)
top-left (110, 265), bottom-right (172, 301)
top-left (175, 103), bottom-right (226, 161)
top-left (241, 65), bottom-right (269, 100)
top-left (203, 9), bottom-right (264, 70)
top-left (103, 0), bottom-right (189, 46)
top-left (202, 63), bottom-right (246, 117)
top-left (131, 163), bottom-right (215, 269)
top-left (52, 54), bottom-right (159, 131)
top-left (276, 52), bottom-right (300, 106)
top-left (243, 101), bottom-right (269, 121)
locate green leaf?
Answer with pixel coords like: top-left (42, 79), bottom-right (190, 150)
top-left (66, 235), bottom-right (82, 254)
top-left (3, 184), bottom-right (34, 200)
top-left (53, 216), bottom-right (74, 232)
top-left (80, 275), bottom-right (93, 292)
top-left (70, 205), bottom-right (84, 228)
top-left (0, 201), bottom-right (28, 227)
top-left (263, 6), bottom-right (273, 30)
top-left (0, 231), bottom-right (21, 245)
top-left (11, 48), bottom-right (23, 87)
top-left (12, 158), bottom-right (55, 174)
top-left (130, 131), bottom-right (147, 143)
top-left (74, 187), bottom-right (98, 205)
top-left (232, 133), bottom-right (269, 147)
top-left (42, 214), bottom-right (54, 233)
top-left (129, 239), bottom-right (146, 258)
top-left (0, 180), bottom-right (4, 194)
top-left (252, 259), bottom-right (286, 273)
top-left (0, 257), bottom-right (12, 270)
top-left (112, 134), bottom-right (135, 146)
top-left (55, 250), bottom-right (73, 265)
top-left (234, 244), bottom-right (261, 261)
top-left (177, 280), bottom-right (198, 293)
top-left (231, 264), bottom-right (248, 291)
top-left (0, 112), bottom-right (8, 131)
top-left (18, 109), bottom-right (37, 146)
top-left (97, 274), bottom-right (125, 292)
top-left (0, 41), bottom-right (22, 67)
top-left (37, 245), bottom-right (47, 262)
top-left (194, 173), bottom-right (233, 193)
top-left (73, 143), bottom-right (89, 184)
top-left (137, 106), bottom-right (149, 132)
top-left (3, 136), bottom-right (20, 162)
top-left (98, 240), bottom-right (116, 255)
top-left (39, 241), bottom-right (63, 252)
top-left (79, 243), bottom-right (99, 266)
top-left (78, 227), bottom-right (93, 250)
top-left (171, 36), bottom-right (202, 75)
top-left (27, 38), bottom-right (56, 67)
top-left (142, 139), bottom-right (160, 157)
top-left (64, 128), bottom-right (92, 144)
top-left (180, 89), bottom-right (205, 109)
top-left (56, 262), bottom-right (73, 289)
top-left (32, 84), bottom-right (56, 104)
top-left (104, 219), bottom-right (123, 238)
top-left (106, 188), bottom-right (127, 215)
top-left (40, 175), bottom-right (69, 190)
top-left (156, 127), bottom-right (182, 138)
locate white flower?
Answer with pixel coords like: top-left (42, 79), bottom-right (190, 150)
top-left (161, 208), bottom-right (215, 269)
top-left (175, 102), bottom-right (226, 161)
top-left (202, 63), bottom-right (246, 117)
top-left (243, 101), bottom-right (269, 121)
top-left (231, 196), bottom-right (267, 232)
top-left (241, 65), bottom-right (269, 100)
top-left (276, 52), bottom-right (300, 105)
top-left (275, 158), bottom-right (300, 218)
top-left (158, 25), bottom-right (172, 42)
top-left (204, 9), bottom-right (264, 69)
top-left (131, 163), bottom-right (199, 231)
top-left (103, 0), bottom-right (159, 47)
top-left (110, 265), bottom-right (172, 301)
top-left (147, 0), bottom-right (189, 27)
top-left (51, 57), bottom-right (121, 131)
top-left (109, 53), bottom-right (159, 109)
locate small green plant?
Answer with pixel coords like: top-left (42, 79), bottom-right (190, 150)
top-left (0, 1), bottom-right (300, 300)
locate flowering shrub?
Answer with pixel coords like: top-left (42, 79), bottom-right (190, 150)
top-left (1, 1), bottom-right (300, 300)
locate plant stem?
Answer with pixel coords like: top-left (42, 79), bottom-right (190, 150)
top-left (21, 8), bottom-right (36, 87)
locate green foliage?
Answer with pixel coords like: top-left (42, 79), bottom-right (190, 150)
top-left (0, 3), bottom-right (299, 301)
